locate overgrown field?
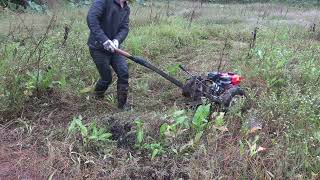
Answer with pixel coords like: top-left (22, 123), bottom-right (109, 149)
top-left (0, 2), bottom-right (320, 179)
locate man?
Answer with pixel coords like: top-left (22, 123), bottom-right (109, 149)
top-left (87, 0), bottom-right (130, 109)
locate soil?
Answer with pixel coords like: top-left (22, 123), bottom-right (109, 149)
top-left (108, 117), bottom-right (136, 149)
top-left (0, 90), bottom-right (113, 179)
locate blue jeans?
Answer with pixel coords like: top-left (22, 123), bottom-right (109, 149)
top-left (89, 49), bottom-right (129, 95)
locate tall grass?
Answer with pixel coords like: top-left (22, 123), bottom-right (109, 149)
top-left (0, 1), bottom-right (319, 179)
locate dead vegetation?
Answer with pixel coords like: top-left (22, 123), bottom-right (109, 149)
top-left (0, 1), bottom-right (320, 179)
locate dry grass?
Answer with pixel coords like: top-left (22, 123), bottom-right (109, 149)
top-left (0, 1), bottom-right (320, 179)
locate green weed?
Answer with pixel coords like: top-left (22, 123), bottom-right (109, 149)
top-left (214, 112), bottom-right (225, 127)
top-left (160, 109), bottom-right (189, 138)
top-left (68, 115), bottom-right (112, 146)
top-left (25, 68), bottom-right (60, 94)
top-left (144, 143), bottom-right (165, 160)
top-left (192, 104), bottom-right (211, 133)
top-left (134, 119), bottom-right (144, 147)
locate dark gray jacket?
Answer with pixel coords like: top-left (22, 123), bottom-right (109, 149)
top-left (87, 0), bottom-right (130, 50)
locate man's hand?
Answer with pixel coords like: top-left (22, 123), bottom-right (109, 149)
top-left (113, 39), bottom-right (119, 49)
top-left (103, 40), bottom-right (116, 52)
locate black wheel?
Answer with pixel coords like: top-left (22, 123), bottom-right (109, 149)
top-left (221, 87), bottom-right (246, 108)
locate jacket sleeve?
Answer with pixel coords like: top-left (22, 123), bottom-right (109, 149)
top-left (87, 0), bottom-right (109, 44)
top-left (114, 8), bottom-right (130, 44)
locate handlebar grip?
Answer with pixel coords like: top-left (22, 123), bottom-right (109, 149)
top-left (115, 48), bottom-right (132, 58)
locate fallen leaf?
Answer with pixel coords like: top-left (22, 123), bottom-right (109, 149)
top-left (257, 146), bottom-right (267, 152)
top-left (250, 126), bottom-right (262, 134)
top-left (80, 87), bottom-right (93, 94)
top-left (212, 125), bottom-right (228, 132)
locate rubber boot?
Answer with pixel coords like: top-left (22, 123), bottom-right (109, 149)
top-left (117, 84), bottom-right (130, 110)
top-left (94, 81), bottom-right (108, 100)
top-left (94, 90), bottom-right (105, 100)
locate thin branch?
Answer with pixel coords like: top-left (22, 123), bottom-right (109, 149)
top-left (36, 49), bottom-right (42, 94)
top-left (217, 38), bottom-right (228, 73)
top-left (26, 15), bottom-right (56, 64)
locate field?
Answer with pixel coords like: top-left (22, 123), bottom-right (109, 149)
top-left (0, 1), bottom-right (320, 179)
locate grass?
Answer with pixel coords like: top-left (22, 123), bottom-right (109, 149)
top-left (0, 1), bottom-right (320, 179)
